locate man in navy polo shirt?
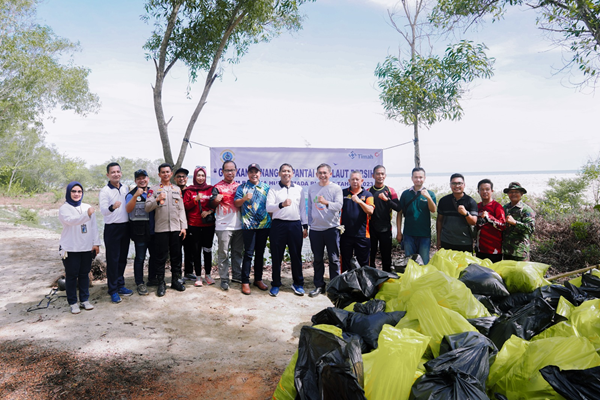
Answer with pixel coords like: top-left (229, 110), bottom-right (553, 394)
top-left (340, 171), bottom-right (374, 271)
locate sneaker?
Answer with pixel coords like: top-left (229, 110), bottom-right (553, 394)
top-left (184, 273), bottom-right (197, 281)
top-left (221, 281), bottom-right (229, 291)
top-left (269, 286), bottom-right (279, 297)
top-left (231, 277), bottom-right (242, 284)
top-left (194, 280), bottom-right (203, 287)
top-left (205, 275), bottom-right (215, 285)
top-left (309, 287), bottom-right (324, 298)
top-left (137, 283), bottom-right (149, 296)
top-left (292, 285), bottom-right (305, 296)
top-left (80, 301), bottom-right (94, 311)
top-left (111, 293), bottom-right (122, 304)
top-left (118, 287), bottom-right (133, 297)
top-left (70, 304), bottom-right (81, 314)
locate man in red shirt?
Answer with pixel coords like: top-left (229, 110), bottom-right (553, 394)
top-left (476, 179), bottom-right (506, 263)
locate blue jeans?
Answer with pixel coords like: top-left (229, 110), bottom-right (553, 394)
top-left (403, 235), bottom-right (431, 265)
top-left (133, 241), bottom-right (148, 285)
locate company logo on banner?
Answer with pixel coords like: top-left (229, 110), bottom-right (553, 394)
top-left (209, 147), bottom-right (384, 188)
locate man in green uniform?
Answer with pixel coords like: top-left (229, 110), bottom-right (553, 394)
top-left (502, 182), bottom-right (535, 261)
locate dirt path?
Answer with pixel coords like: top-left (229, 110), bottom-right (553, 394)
top-left (0, 220), bottom-right (332, 399)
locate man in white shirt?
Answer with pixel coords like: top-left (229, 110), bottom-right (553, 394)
top-left (266, 163), bottom-right (308, 297)
top-left (99, 162), bottom-right (132, 304)
top-left (307, 163), bottom-right (343, 297)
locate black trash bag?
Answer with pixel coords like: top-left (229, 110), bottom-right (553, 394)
top-left (326, 266), bottom-right (398, 309)
top-left (311, 307), bottom-right (352, 329)
top-left (396, 253), bottom-right (424, 274)
top-left (353, 299), bottom-right (386, 315)
top-left (311, 307), bottom-right (405, 352)
top-left (459, 264), bottom-right (510, 297)
top-left (488, 297), bottom-right (559, 349)
top-left (474, 295), bottom-right (502, 315)
top-left (533, 283), bottom-right (590, 308)
top-left (579, 273), bottom-right (600, 298)
top-left (409, 368), bottom-right (490, 400)
top-left (494, 292), bottom-right (536, 314)
top-left (295, 326), bottom-right (366, 400)
top-left (467, 316), bottom-right (498, 336)
top-left (427, 331), bottom-right (498, 385)
top-left (540, 365), bottom-right (600, 400)
top-left (348, 257), bottom-right (361, 271)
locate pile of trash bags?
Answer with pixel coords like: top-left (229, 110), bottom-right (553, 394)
top-left (272, 249), bottom-right (600, 400)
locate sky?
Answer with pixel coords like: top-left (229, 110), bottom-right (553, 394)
top-left (35, 0), bottom-right (600, 175)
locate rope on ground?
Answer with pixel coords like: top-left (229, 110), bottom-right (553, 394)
top-left (27, 288), bottom-right (65, 312)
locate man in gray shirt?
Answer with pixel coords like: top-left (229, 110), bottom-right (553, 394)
top-left (307, 163), bottom-right (343, 297)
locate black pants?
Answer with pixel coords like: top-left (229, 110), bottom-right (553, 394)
top-left (476, 252), bottom-right (503, 263)
top-left (242, 228), bottom-right (270, 284)
top-left (62, 251), bottom-right (92, 305)
top-left (188, 225), bottom-right (215, 276)
top-left (104, 222), bottom-right (130, 295)
top-left (441, 241), bottom-right (473, 253)
top-left (340, 235), bottom-right (370, 272)
top-left (183, 231), bottom-right (195, 275)
top-left (270, 220), bottom-right (304, 287)
top-left (370, 230), bottom-right (393, 272)
top-left (154, 231), bottom-right (183, 282)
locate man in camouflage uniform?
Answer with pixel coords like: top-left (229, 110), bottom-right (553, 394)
top-left (502, 182), bottom-right (535, 261)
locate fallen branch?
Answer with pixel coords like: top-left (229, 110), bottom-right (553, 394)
top-left (547, 265), bottom-right (599, 281)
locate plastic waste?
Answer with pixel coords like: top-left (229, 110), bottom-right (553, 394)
top-left (326, 266), bottom-right (398, 309)
top-left (353, 299), bottom-right (386, 314)
top-left (556, 297), bottom-right (600, 352)
top-left (490, 260), bottom-right (551, 293)
top-left (459, 264), bottom-right (510, 297)
top-left (409, 368), bottom-right (490, 400)
top-left (294, 325), bottom-right (365, 400)
top-left (487, 335), bottom-right (600, 399)
top-left (362, 326), bottom-right (430, 400)
top-left (273, 324), bottom-right (343, 400)
top-left (488, 297), bottom-right (559, 349)
top-left (540, 365), bottom-right (600, 400)
top-left (467, 316), bottom-right (498, 336)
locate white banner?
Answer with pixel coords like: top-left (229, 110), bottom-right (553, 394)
top-left (209, 147), bottom-right (384, 188)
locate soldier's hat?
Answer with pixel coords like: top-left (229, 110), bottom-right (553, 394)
top-left (503, 182), bottom-right (527, 194)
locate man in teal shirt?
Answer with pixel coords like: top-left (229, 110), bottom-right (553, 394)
top-left (234, 163), bottom-right (271, 295)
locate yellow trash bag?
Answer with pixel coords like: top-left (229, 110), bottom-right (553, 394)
top-left (490, 260), bottom-right (551, 293)
top-left (362, 326), bottom-right (430, 400)
top-left (374, 277), bottom-right (403, 312)
top-left (397, 270), bottom-right (490, 319)
top-left (531, 320), bottom-right (579, 341)
top-left (272, 324), bottom-right (343, 400)
top-left (487, 335), bottom-right (600, 400)
top-left (556, 297), bottom-right (600, 352)
top-left (568, 269), bottom-right (600, 287)
top-left (396, 289), bottom-right (477, 357)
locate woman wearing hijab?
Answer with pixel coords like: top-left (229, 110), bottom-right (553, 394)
top-left (183, 167), bottom-right (216, 287)
top-left (58, 182), bottom-right (101, 314)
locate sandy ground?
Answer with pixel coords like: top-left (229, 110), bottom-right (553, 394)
top-left (0, 217), bottom-right (333, 399)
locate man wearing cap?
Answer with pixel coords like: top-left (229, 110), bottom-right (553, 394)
top-left (174, 167), bottom-right (196, 281)
top-left (234, 163), bottom-right (271, 295)
top-left (210, 160), bottom-right (243, 291)
top-left (436, 173), bottom-right (478, 253)
top-left (145, 163), bottom-right (188, 296)
top-left (99, 162), bottom-right (132, 304)
top-left (125, 169), bottom-right (152, 295)
top-left (266, 163), bottom-right (308, 297)
top-left (502, 182), bottom-right (536, 261)
top-left (340, 171), bottom-right (375, 271)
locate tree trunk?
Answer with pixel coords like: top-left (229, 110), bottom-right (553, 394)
top-left (413, 117), bottom-right (420, 168)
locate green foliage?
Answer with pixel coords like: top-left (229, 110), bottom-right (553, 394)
top-left (431, 0), bottom-right (600, 87)
top-left (375, 40), bottom-right (494, 128)
top-left (539, 176), bottom-right (588, 215)
top-left (580, 154), bottom-right (600, 205)
top-left (88, 157), bottom-right (164, 189)
top-left (18, 207), bottom-right (38, 224)
top-left (571, 220), bottom-right (591, 240)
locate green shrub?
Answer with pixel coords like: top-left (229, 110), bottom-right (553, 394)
top-left (18, 208), bottom-right (39, 224)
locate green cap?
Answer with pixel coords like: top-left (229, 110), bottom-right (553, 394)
top-left (503, 182), bottom-right (527, 194)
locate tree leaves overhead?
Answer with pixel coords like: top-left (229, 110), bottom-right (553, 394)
top-left (375, 40), bottom-right (494, 128)
top-left (431, 0), bottom-right (600, 87)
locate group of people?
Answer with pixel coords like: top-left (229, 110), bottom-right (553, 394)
top-left (58, 161), bottom-right (535, 314)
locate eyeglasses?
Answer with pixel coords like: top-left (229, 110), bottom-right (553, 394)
top-left (223, 169), bottom-right (236, 173)
top-left (450, 182), bottom-right (464, 186)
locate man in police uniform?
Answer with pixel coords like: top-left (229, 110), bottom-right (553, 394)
top-left (145, 163), bottom-right (188, 296)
